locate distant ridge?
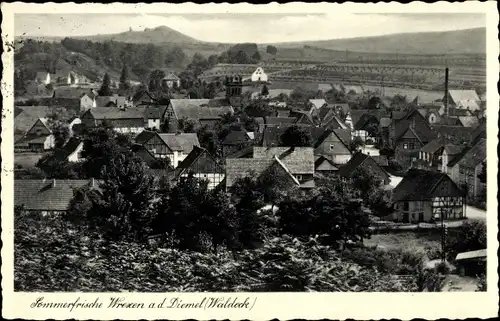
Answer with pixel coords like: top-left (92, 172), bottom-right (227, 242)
top-left (16, 27), bottom-right (486, 55)
top-left (290, 27), bottom-right (486, 55)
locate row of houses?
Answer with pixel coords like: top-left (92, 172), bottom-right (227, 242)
top-left (15, 145), bottom-right (468, 226)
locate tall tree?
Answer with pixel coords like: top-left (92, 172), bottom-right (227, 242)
top-left (261, 84), bottom-right (269, 97)
top-left (90, 153), bottom-right (156, 241)
top-left (98, 73), bottom-right (113, 96)
top-left (252, 51), bottom-right (262, 62)
top-left (119, 65), bottom-right (130, 90)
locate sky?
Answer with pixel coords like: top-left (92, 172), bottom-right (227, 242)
top-left (14, 13), bottom-right (486, 43)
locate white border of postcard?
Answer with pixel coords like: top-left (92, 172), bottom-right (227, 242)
top-left (2, 2), bottom-right (499, 320)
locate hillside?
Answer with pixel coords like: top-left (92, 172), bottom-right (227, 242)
top-left (73, 26), bottom-right (199, 44)
top-left (288, 28), bottom-right (486, 55)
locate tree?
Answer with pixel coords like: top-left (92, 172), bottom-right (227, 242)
top-left (88, 153), bottom-right (156, 241)
top-left (155, 176), bottom-right (238, 252)
top-left (119, 65), bottom-right (130, 90)
top-left (279, 125), bottom-right (312, 147)
top-left (351, 167), bottom-right (382, 197)
top-left (266, 45), bottom-right (278, 55)
top-left (235, 50), bottom-right (251, 64)
top-left (244, 99), bottom-right (272, 117)
top-left (98, 73), bottom-right (113, 96)
top-left (278, 184), bottom-right (371, 245)
top-left (252, 51), bottom-right (261, 62)
top-left (148, 69), bottom-right (166, 93)
top-left (390, 94), bottom-right (409, 111)
top-left (80, 125), bottom-right (132, 179)
top-left (261, 84), bottom-right (269, 97)
top-left (446, 220), bottom-right (486, 261)
top-left (51, 123), bottom-right (70, 149)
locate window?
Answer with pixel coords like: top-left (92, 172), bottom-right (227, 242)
top-left (459, 166), bottom-right (465, 175)
top-left (409, 143), bottom-right (415, 149)
top-left (296, 175), bottom-right (303, 181)
top-left (403, 202), bottom-right (409, 211)
top-left (329, 144), bottom-right (335, 150)
top-left (403, 144), bottom-right (408, 149)
top-left (411, 213), bottom-right (416, 221)
top-left (418, 212), bottom-right (424, 222)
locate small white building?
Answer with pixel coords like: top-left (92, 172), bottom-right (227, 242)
top-left (251, 67), bottom-right (268, 82)
top-left (80, 92), bottom-right (97, 112)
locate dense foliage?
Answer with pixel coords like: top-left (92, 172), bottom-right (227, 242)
top-left (279, 125), bottom-right (313, 147)
top-left (15, 212), bottom-right (423, 292)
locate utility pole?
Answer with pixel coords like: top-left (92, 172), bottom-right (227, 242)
top-left (444, 67), bottom-right (449, 117)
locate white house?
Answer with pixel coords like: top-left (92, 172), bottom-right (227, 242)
top-left (80, 92), bottom-right (97, 112)
top-left (35, 72), bottom-right (51, 85)
top-left (251, 67), bottom-right (268, 82)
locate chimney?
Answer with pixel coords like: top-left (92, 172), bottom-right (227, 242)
top-left (51, 179), bottom-right (56, 187)
top-left (444, 67), bottom-right (449, 117)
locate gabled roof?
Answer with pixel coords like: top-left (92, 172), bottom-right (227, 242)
top-left (392, 169), bottom-right (464, 202)
top-left (53, 87), bottom-right (93, 99)
top-left (253, 146), bottom-right (315, 174)
top-left (85, 107), bottom-right (146, 120)
top-left (134, 130), bottom-right (158, 145)
top-left (15, 179), bottom-right (101, 211)
top-left (15, 106), bottom-right (52, 134)
top-left (457, 116), bottom-right (479, 128)
top-left (225, 145), bottom-right (254, 159)
top-left (309, 99), bottom-right (327, 109)
top-left (350, 109), bottom-right (387, 130)
top-left (175, 146), bottom-right (222, 177)
top-left (222, 130), bottom-right (252, 145)
top-left (314, 155), bottom-right (339, 171)
top-left (157, 133), bottom-right (200, 153)
top-left (420, 137), bottom-right (448, 154)
top-left (145, 105), bottom-right (168, 120)
top-left (333, 128), bottom-right (352, 146)
top-left (453, 138), bottom-right (486, 169)
top-left (39, 137), bottom-right (83, 165)
top-left (264, 116), bottom-right (298, 126)
top-left (163, 73), bottom-right (180, 81)
top-left (448, 90), bottom-right (480, 104)
top-left (96, 96), bottom-right (127, 108)
top-left (132, 90), bottom-right (157, 105)
top-left (225, 158), bottom-right (275, 188)
top-left (432, 125), bottom-right (475, 145)
top-left (337, 152), bottom-right (386, 178)
top-left (372, 155), bottom-right (389, 167)
top-left (171, 102), bottom-right (234, 121)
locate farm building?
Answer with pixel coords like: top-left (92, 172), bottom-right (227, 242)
top-left (15, 118), bottom-right (55, 152)
top-left (15, 179), bottom-right (101, 215)
top-left (80, 107), bottom-right (146, 134)
top-left (391, 169), bottom-right (465, 223)
top-left (337, 152), bottom-right (390, 186)
top-left (169, 146), bottom-right (225, 190)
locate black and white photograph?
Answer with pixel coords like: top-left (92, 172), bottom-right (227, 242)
top-left (2, 2), bottom-right (498, 320)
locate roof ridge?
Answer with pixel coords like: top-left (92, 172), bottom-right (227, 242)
top-left (273, 155), bottom-right (300, 186)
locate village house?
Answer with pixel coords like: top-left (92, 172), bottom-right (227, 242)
top-left (348, 109), bottom-right (387, 143)
top-left (14, 106), bottom-right (51, 136)
top-left (165, 99), bottom-right (234, 132)
top-left (80, 90), bottom-right (98, 112)
top-left (15, 179), bottom-right (101, 215)
top-left (170, 146), bottom-right (225, 190)
top-left (96, 95), bottom-right (129, 108)
top-left (132, 90), bottom-right (157, 106)
top-left (260, 126), bottom-right (352, 165)
top-left (15, 118), bottom-right (55, 152)
top-left (416, 137), bottom-right (463, 172)
top-left (34, 71), bottom-right (51, 85)
top-left (255, 116), bottom-right (301, 133)
top-left (249, 67), bottom-right (268, 83)
top-left (391, 169), bottom-right (465, 223)
top-left (225, 157), bottom-right (300, 193)
top-left (417, 105), bottom-right (442, 125)
top-left (388, 108), bottom-right (437, 169)
top-left (445, 138), bottom-right (486, 198)
top-left (252, 146), bottom-right (316, 188)
top-left (135, 131), bottom-right (200, 168)
top-left (444, 89), bottom-right (481, 112)
top-left (144, 105), bottom-right (168, 130)
top-left (80, 107), bottom-right (146, 134)
top-left (38, 137), bottom-right (85, 166)
top-left (221, 130), bottom-right (254, 158)
top-left (162, 73), bottom-right (181, 88)
top-left (337, 152), bottom-right (390, 186)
